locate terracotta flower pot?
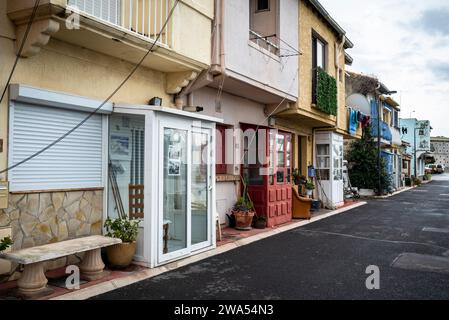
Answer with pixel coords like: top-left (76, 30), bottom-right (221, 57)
top-left (233, 211), bottom-right (255, 230)
top-left (254, 219), bottom-right (267, 229)
top-left (106, 241), bottom-right (137, 268)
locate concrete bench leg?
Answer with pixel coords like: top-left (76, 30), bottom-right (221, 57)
top-left (17, 262), bottom-right (49, 296)
top-left (79, 248), bottom-right (106, 281)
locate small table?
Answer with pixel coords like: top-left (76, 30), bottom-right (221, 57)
top-left (163, 219), bottom-right (172, 254)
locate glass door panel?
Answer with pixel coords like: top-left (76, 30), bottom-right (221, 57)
top-left (191, 131), bottom-right (209, 247)
top-left (163, 128), bottom-right (188, 254)
top-left (108, 114), bottom-right (145, 220)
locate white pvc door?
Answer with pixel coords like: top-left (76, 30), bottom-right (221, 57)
top-left (331, 134), bottom-right (344, 206)
top-left (158, 118), bottom-right (213, 264)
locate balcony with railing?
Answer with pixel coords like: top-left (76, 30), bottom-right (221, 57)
top-left (372, 121), bottom-right (393, 143)
top-left (67, 0), bottom-right (173, 47)
top-left (249, 30), bottom-right (280, 56)
top-left (7, 0), bottom-right (213, 76)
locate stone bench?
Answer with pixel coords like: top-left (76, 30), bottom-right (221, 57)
top-left (0, 235), bottom-right (121, 297)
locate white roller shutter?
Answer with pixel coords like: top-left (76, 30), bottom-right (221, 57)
top-left (9, 102), bottom-right (104, 192)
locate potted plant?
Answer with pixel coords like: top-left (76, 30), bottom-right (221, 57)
top-left (232, 196), bottom-right (255, 230)
top-left (0, 236), bottom-right (12, 252)
top-left (292, 169), bottom-right (307, 186)
top-left (253, 215), bottom-right (267, 229)
top-left (232, 179), bottom-right (256, 230)
top-left (104, 217), bottom-right (141, 268)
top-left (305, 180), bottom-right (315, 196)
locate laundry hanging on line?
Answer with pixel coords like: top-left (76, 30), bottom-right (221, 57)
top-left (348, 107), bottom-right (371, 135)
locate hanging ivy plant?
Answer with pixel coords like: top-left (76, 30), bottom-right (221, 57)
top-left (316, 67), bottom-right (338, 116)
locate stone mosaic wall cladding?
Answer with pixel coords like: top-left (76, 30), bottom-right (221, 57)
top-left (0, 190), bottom-right (103, 271)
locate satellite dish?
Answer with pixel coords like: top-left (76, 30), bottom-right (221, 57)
top-left (346, 93), bottom-right (371, 115)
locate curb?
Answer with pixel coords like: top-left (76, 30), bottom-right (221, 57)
top-left (52, 201), bottom-right (367, 300)
top-left (361, 186), bottom-right (417, 200)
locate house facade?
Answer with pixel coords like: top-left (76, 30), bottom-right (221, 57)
top-left (183, 0), bottom-right (300, 228)
top-left (400, 119), bottom-right (433, 178)
top-left (271, 0), bottom-right (354, 209)
top-left (1, 0), bottom-right (355, 276)
top-left (431, 137), bottom-right (449, 170)
top-left (345, 72), bottom-right (403, 192)
top-left (0, 0), bottom-right (216, 272)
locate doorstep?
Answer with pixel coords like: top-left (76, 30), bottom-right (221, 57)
top-left (10, 200), bottom-right (365, 300)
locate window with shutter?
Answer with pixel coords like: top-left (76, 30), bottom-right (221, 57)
top-left (9, 102), bottom-right (104, 192)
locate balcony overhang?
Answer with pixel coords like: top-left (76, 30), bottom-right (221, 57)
top-left (53, 16), bottom-right (207, 73)
top-left (7, 0), bottom-right (208, 78)
top-left (274, 107), bottom-right (336, 129)
top-left (209, 71), bottom-right (298, 105)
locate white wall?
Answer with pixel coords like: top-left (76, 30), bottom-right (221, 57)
top-left (224, 0), bottom-right (299, 98)
top-left (193, 87), bottom-right (268, 126)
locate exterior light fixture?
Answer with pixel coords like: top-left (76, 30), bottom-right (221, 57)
top-left (149, 97), bottom-right (162, 106)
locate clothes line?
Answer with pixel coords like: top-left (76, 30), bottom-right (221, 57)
top-left (347, 106), bottom-right (371, 135)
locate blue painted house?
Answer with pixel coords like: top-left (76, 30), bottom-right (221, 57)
top-left (400, 118), bottom-right (433, 178)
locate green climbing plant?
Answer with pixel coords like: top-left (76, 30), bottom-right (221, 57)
top-left (316, 67), bottom-right (338, 116)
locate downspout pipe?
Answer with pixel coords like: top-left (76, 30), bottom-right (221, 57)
top-left (375, 82), bottom-right (382, 195)
top-left (176, 0), bottom-right (226, 106)
top-left (335, 35), bottom-right (345, 132)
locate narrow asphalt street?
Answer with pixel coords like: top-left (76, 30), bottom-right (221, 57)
top-left (94, 174), bottom-right (449, 300)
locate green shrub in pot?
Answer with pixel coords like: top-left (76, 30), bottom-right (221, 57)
top-left (0, 237), bottom-right (12, 252)
top-left (104, 218), bottom-right (141, 268)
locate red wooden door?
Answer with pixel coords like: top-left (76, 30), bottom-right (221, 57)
top-left (241, 124), bottom-right (292, 228)
top-left (266, 132), bottom-right (292, 227)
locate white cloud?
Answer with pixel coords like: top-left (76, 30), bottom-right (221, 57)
top-left (320, 0), bottom-right (449, 136)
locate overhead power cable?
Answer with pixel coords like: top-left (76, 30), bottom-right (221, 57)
top-left (0, 0), bottom-right (41, 105)
top-left (0, 0), bottom-right (180, 175)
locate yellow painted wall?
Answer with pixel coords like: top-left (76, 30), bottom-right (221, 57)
top-left (0, 2), bottom-right (171, 176)
top-left (172, 0), bottom-right (213, 66)
top-left (298, 0), bottom-right (347, 131)
top-left (0, 0), bottom-right (17, 181)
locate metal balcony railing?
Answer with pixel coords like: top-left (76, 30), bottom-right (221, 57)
top-left (68, 0), bottom-right (173, 47)
top-left (249, 30), bottom-right (280, 55)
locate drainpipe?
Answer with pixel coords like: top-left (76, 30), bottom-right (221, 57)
top-left (334, 35), bottom-right (346, 132)
top-left (175, 0), bottom-right (225, 105)
top-left (375, 83), bottom-right (382, 195)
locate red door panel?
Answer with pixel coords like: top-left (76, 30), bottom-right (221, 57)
top-left (241, 124), bottom-right (292, 228)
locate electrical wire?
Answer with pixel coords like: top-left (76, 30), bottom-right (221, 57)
top-left (0, 0), bottom-right (41, 105)
top-left (0, 0), bottom-right (180, 175)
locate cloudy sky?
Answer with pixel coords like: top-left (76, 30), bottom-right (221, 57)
top-left (320, 0), bottom-right (449, 137)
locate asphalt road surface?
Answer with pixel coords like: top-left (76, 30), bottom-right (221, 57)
top-left (94, 174), bottom-right (449, 300)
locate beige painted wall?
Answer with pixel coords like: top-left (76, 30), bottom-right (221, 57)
top-left (172, 0), bottom-right (213, 66)
top-left (250, 0), bottom-right (277, 37)
top-left (298, 0), bottom-right (347, 132)
top-left (1, 0), bottom-right (173, 174)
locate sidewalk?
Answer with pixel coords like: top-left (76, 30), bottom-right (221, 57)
top-left (0, 200), bottom-right (366, 300)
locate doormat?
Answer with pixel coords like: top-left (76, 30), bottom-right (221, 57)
top-left (47, 275), bottom-right (88, 289)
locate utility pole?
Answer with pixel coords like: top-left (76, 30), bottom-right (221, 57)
top-left (377, 98), bottom-right (382, 196)
top-left (414, 127), bottom-right (417, 178)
